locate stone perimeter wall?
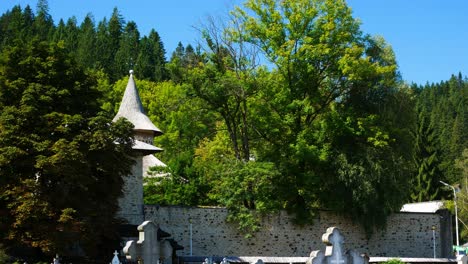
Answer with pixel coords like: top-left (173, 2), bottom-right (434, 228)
top-left (144, 206), bottom-right (453, 258)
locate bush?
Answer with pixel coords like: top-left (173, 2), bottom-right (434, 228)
top-left (0, 244), bottom-right (12, 264)
top-left (384, 259), bottom-right (405, 264)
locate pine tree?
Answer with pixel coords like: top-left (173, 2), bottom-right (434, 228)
top-left (149, 29), bottom-right (167, 81)
top-left (76, 13), bottom-right (96, 68)
top-left (64, 17), bottom-right (79, 56)
top-left (114, 21), bottom-right (140, 78)
top-left (32, 0), bottom-right (53, 40)
top-left (135, 29), bottom-right (167, 81)
top-left (108, 7), bottom-right (124, 81)
top-left (95, 17), bottom-right (111, 72)
top-left (411, 106), bottom-right (443, 202)
top-left (52, 19), bottom-right (66, 42)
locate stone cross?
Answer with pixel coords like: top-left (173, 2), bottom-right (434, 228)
top-left (123, 221), bottom-right (161, 264)
top-left (324, 227), bottom-right (345, 264)
top-left (307, 227), bottom-right (368, 264)
top-left (111, 250), bottom-right (121, 264)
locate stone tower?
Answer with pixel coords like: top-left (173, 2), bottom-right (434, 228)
top-left (113, 70), bottom-right (163, 225)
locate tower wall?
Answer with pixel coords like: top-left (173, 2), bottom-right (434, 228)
top-left (117, 155), bottom-right (144, 225)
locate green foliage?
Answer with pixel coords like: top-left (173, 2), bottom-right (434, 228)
top-left (0, 244), bottom-right (11, 264)
top-left (411, 74), bottom-right (467, 202)
top-left (384, 259), bottom-right (405, 264)
top-left (0, 5), bottom-right (168, 83)
top-left (411, 111), bottom-right (442, 202)
top-left (1, 0), bottom-right (466, 248)
top-left (0, 40), bottom-right (134, 259)
top-left (228, 0), bottom-right (412, 232)
top-left (144, 170), bottom-right (204, 206)
top-left (456, 149), bottom-right (468, 240)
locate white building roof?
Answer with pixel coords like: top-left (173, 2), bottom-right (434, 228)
top-left (400, 201), bottom-right (445, 213)
top-left (143, 154), bottom-right (168, 178)
top-left (113, 71), bottom-right (162, 135)
top-left (133, 140), bottom-right (163, 153)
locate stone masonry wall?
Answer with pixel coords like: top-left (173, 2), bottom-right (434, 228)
top-left (117, 156), bottom-right (144, 225)
top-left (144, 206), bottom-right (452, 258)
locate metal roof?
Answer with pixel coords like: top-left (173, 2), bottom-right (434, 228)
top-left (113, 71), bottom-right (162, 136)
top-left (400, 201), bottom-right (444, 213)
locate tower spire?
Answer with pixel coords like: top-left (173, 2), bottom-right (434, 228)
top-left (113, 70), bottom-right (162, 136)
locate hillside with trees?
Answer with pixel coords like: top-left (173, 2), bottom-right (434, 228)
top-left (0, 0), bottom-right (466, 262)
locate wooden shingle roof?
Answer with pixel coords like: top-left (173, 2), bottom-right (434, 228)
top-left (113, 71), bottom-right (162, 136)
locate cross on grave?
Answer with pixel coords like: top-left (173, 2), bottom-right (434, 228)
top-left (111, 250), bottom-right (121, 264)
top-left (324, 228), bottom-right (345, 264)
top-left (124, 221), bottom-right (160, 264)
top-left (306, 227), bottom-right (368, 264)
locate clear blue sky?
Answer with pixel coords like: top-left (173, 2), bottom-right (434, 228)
top-left (1, 0), bottom-right (467, 85)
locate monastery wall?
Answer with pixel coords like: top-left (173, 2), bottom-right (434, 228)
top-left (144, 205), bottom-right (453, 258)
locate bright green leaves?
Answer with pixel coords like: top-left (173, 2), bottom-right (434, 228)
top-left (218, 161), bottom-right (281, 236)
top-left (228, 0), bottom-right (410, 233)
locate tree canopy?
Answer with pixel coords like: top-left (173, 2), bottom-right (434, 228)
top-left (0, 39), bottom-right (134, 261)
top-left (0, 0), bottom-right (467, 260)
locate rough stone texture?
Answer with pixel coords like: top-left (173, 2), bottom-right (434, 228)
top-left (117, 156), bottom-right (144, 225)
top-left (144, 206), bottom-right (453, 258)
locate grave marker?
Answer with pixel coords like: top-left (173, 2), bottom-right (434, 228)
top-left (123, 221), bottom-right (161, 264)
top-left (307, 227), bottom-right (368, 264)
top-left (111, 250), bottom-right (121, 264)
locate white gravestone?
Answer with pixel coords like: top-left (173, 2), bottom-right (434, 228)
top-left (52, 254), bottom-right (60, 264)
top-left (111, 250), bottom-right (121, 264)
top-left (307, 227), bottom-right (368, 264)
top-left (124, 221), bottom-right (161, 264)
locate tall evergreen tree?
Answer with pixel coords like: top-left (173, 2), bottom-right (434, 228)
top-left (135, 29), bottom-right (167, 81)
top-left (411, 109), bottom-right (442, 202)
top-left (95, 17), bottom-right (111, 72)
top-left (149, 29), bottom-right (167, 81)
top-left (108, 7), bottom-right (124, 81)
top-left (64, 17), bottom-right (79, 56)
top-left (32, 0), bottom-right (53, 40)
top-left (76, 14), bottom-right (96, 68)
top-left (0, 6), bottom-right (26, 47)
top-left (114, 21), bottom-right (140, 77)
top-left (52, 19), bottom-right (66, 42)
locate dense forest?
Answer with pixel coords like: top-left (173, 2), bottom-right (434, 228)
top-left (0, 0), bottom-right (466, 262)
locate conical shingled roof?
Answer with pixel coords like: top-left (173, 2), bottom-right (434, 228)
top-left (113, 71), bottom-right (162, 135)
